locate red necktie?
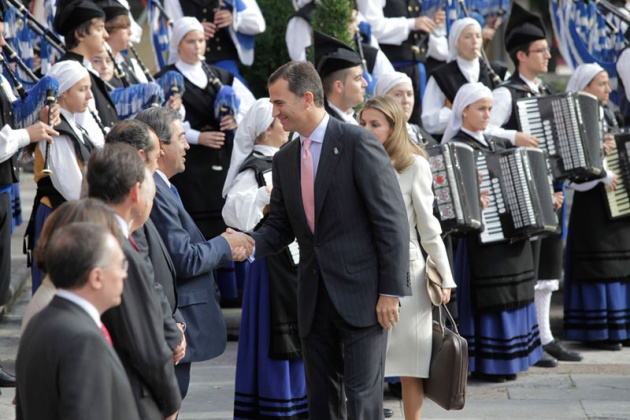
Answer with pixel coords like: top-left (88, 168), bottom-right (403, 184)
top-left (128, 236), bottom-right (140, 252)
top-left (301, 139), bottom-right (315, 233)
top-left (100, 323), bottom-right (113, 346)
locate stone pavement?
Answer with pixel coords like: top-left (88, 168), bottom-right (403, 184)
top-left (1, 173), bottom-right (630, 419)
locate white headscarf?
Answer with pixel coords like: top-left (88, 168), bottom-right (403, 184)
top-left (222, 98), bottom-right (275, 197)
top-left (448, 17), bottom-right (482, 62)
top-left (47, 61), bottom-right (90, 94)
top-left (442, 82), bottom-right (493, 143)
top-left (169, 17), bottom-right (205, 64)
top-left (373, 72), bottom-right (413, 97)
top-left (565, 63), bottom-right (605, 93)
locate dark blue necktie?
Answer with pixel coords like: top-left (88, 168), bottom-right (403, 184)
top-left (170, 184), bottom-right (182, 205)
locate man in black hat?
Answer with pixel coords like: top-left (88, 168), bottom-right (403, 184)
top-left (0, 4), bottom-right (59, 392)
top-left (54, 0), bottom-right (119, 137)
top-left (314, 31), bottom-right (367, 125)
top-left (490, 3), bottom-right (583, 366)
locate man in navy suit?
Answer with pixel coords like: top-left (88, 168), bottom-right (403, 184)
top-left (252, 61), bottom-right (411, 419)
top-left (136, 107), bottom-right (254, 398)
top-left (16, 222), bottom-right (140, 420)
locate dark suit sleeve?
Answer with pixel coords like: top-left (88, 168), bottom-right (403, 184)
top-left (102, 245), bottom-right (181, 417)
top-left (352, 128), bottom-right (411, 296)
top-left (252, 149), bottom-right (298, 257)
top-left (150, 181), bottom-right (232, 281)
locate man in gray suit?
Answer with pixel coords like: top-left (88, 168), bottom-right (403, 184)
top-left (16, 222), bottom-right (140, 420)
top-left (252, 61), bottom-right (411, 419)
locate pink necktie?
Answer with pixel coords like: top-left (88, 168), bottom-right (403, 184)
top-left (101, 323), bottom-right (113, 346)
top-left (301, 139), bottom-right (315, 233)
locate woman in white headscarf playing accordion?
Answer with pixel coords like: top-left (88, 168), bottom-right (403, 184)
top-left (563, 63), bottom-right (630, 351)
top-left (444, 82), bottom-right (544, 382)
top-left (222, 98), bottom-right (308, 419)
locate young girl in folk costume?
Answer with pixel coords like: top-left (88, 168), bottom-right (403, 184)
top-left (444, 82), bottom-right (544, 382)
top-left (222, 98), bottom-right (308, 418)
top-left (564, 64), bottom-right (630, 351)
top-left (359, 95), bottom-right (455, 419)
top-left (28, 61), bottom-right (95, 293)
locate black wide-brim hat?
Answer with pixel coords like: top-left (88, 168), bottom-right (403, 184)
top-left (54, 0), bottom-right (106, 37)
top-left (504, 3), bottom-right (547, 54)
top-left (314, 30), bottom-right (363, 81)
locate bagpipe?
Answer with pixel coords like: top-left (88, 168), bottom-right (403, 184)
top-left (420, 0), bottom-right (510, 32)
top-left (200, 57), bottom-right (240, 171)
top-left (354, 32), bottom-right (376, 99)
top-left (148, 0), bottom-right (173, 69)
top-left (550, 0), bottom-right (630, 106)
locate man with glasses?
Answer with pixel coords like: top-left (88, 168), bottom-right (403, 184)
top-left (490, 3), bottom-right (583, 367)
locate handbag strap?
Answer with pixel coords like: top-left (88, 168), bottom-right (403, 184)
top-left (437, 304), bottom-right (459, 335)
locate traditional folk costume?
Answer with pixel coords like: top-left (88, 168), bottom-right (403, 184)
top-left (445, 83), bottom-right (543, 380)
top-left (222, 99), bottom-right (307, 419)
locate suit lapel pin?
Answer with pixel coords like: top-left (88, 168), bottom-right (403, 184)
top-left (333, 147), bottom-right (339, 155)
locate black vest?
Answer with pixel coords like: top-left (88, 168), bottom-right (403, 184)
top-left (0, 81), bottom-right (17, 186)
top-left (380, 0), bottom-right (428, 63)
top-left (239, 152), bottom-right (273, 189)
top-left (180, 0), bottom-right (238, 62)
top-left (58, 52), bottom-right (119, 128)
top-left (109, 54), bottom-right (143, 88)
top-left (432, 60), bottom-right (499, 104)
top-left (54, 116), bottom-right (95, 166)
top-left (499, 72), bottom-right (555, 130)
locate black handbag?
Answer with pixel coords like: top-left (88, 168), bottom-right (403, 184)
top-left (423, 304), bottom-right (468, 410)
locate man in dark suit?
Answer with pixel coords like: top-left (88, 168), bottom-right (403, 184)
top-left (87, 144), bottom-right (181, 419)
top-left (135, 107), bottom-right (254, 398)
top-left (106, 119), bottom-right (187, 364)
top-left (253, 61), bottom-right (410, 419)
top-left (16, 222), bottom-right (140, 420)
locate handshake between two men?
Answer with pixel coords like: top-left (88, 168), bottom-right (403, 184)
top-left (221, 228), bottom-right (255, 261)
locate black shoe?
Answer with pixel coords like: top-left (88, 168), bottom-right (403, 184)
top-left (504, 374), bottom-right (518, 381)
top-left (584, 340), bottom-right (623, 351)
top-left (0, 367), bottom-right (16, 387)
top-left (622, 340), bottom-right (630, 347)
top-left (471, 371), bottom-right (507, 383)
top-left (543, 340), bottom-right (583, 362)
top-left (533, 352), bottom-right (558, 368)
top-left (383, 408), bottom-right (394, 418)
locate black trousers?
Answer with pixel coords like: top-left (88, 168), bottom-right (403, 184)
top-left (301, 282), bottom-right (387, 420)
top-left (0, 193), bottom-right (11, 306)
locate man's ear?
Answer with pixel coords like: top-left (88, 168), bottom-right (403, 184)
top-left (333, 79), bottom-right (344, 94)
top-left (87, 266), bottom-right (103, 291)
top-left (129, 181), bottom-right (141, 205)
top-left (303, 91), bottom-right (314, 107)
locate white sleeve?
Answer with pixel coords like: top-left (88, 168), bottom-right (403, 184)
top-left (356, 0), bottom-right (412, 45)
top-left (618, 49), bottom-right (630, 101)
top-left (566, 169), bottom-right (614, 192)
top-left (0, 125), bottom-right (30, 164)
top-left (233, 78), bottom-right (255, 123)
top-left (40, 135), bottom-right (83, 201)
top-left (483, 124), bottom-right (516, 144)
top-left (427, 26), bottom-right (448, 61)
top-left (421, 77), bottom-right (451, 134)
top-left (164, 0), bottom-right (184, 21)
top-left (371, 50), bottom-right (395, 79)
top-left (412, 157), bottom-right (456, 288)
top-left (490, 86), bottom-right (513, 128)
top-left (183, 121), bottom-right (200, 145)
top-left (233, 0), bottom-right (266, 35)
top-left (222, 169), bottom-right (270, 231)
top-left (286, 17), bottom-right (311, 62)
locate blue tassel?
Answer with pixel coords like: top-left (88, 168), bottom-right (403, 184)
top-left (214, 85), bottom-right (240, 121)
top-left (111, 82), bottom-right (165, 120)
top-left (155, 70), bottom-right (186, 103)
top-left (12, 76), bottom-right (59, 128)
top-left (363, 71), bottom-right (376, 100)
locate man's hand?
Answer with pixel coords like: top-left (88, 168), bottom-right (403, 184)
top-left (603, 135), bottom-right (616, 156)
top-left (221, 228), bottom-right (255, 257)
top-left (609, 173), bottom-right (619, 191)
top-left (214, 9), bottom-right (233, 28)
top-left (167, 93), bottom-right (182, 112)
top-left (441, 288), bottom-right (452, 305)
top-left (26, 122), bottom-right (58, 144)
top-left (198, 131), bottom-right (225, 149)
top-left (220, 114), bottom-right (237, 132)
top-left (376, 295), bottom-right (400, 330)
top-left (173, 323), bottom-right (186, 365)
top-left (480, 189), bottom-right (491, 210)
top-left (39, 103), bottom-right (61, 127)
top-left (515, 132), bottom-right (539, 147)
top-left (202, 21), bottom-right (217, 39)
top-left (414, 16), bottom-right (436, 33)
top-left (553, 191), bottom-right (564, 209)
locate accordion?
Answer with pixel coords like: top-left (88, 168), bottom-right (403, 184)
top-left (516, 91), bottom-right (604, 182)
top-left (604, 132), bottom-right (630, 220)
top-left (427, 143), bottom-right (482, 235)
top-left (477, 147), bottom-right (558, 244)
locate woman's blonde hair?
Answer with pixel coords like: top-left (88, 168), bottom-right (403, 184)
top-left (360, 95), bottom-right (427, 173)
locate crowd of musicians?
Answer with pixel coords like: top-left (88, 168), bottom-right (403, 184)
top-left (1, 0), bottom-right (630, 419)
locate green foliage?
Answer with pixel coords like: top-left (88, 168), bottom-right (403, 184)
top-left (311, 0), bottom-right (353, 47)
top-left (239, 0), bottom-right (294, 98)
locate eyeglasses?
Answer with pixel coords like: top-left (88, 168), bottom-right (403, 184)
top-left (528, 47), bottom-right (551, 55)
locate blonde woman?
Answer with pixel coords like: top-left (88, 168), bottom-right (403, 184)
top-left (359, 95), bottom-right (455, 419)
